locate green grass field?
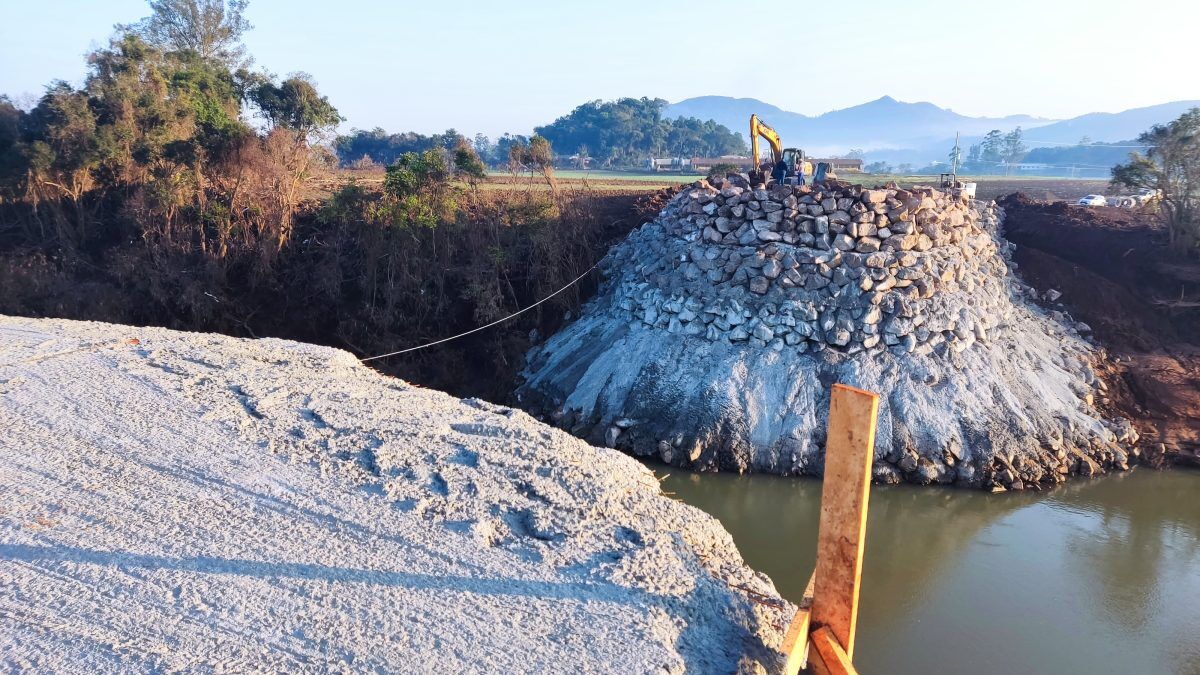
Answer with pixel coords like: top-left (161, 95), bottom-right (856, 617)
top-left (327, 168), bottom-right (1111, 201)
top-left (486, 169), bottom-right (703, 184)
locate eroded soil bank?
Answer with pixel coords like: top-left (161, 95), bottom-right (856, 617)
top-left (1001, 194), bottom-right (1200, 465)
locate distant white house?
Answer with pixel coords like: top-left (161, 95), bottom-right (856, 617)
top-left (647, 157), bottom-right (694, 171)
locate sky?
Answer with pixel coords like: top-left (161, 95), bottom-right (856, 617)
top-left (2, 0), bottom-right (1197, 139)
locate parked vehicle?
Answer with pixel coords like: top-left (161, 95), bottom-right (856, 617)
top-left (1077, 195), bottom-right (1107, 207)
top-left (1135, 188), bottom-right (1162, 206)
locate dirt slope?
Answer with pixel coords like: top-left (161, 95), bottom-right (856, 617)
top-left (1001, 195), bottom-right (1200, 463)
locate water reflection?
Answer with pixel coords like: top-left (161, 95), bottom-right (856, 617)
top-left (659, 467), bottom-right (1200, 675)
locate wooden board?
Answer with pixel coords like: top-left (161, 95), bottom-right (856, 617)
top-left (780, 572), bottom-right (816, 675)
top-left (810, 384), bottom-right (878, 661)
top-left (809, 626), bottom-right (857, 675)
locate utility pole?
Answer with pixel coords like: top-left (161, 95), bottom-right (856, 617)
top-left (952, 132), bottom-right (960, 176)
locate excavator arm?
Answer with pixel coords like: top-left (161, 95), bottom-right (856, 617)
top-left (750, 114), bottom-right (784, 166)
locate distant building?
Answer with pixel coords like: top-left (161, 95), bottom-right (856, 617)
top-left (690, 156), bottom-right (864, 173)
top-left (809, 158), bottom-right (864, 172)
top-left (690, 156), bottom-right (755, 171)
top-left (647, 157), bottom-right (694, 171)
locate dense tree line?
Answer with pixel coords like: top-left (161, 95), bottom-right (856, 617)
top-left (335, 128), bottom-right (477, 167)
top-left (335, 128), bottom-right (542, 169)
top-left (1024, 142), bottom-right (1137, 170)
top-left (0, 1), bottom-right (340, 263)
top-left (533, 97), bottom-right (746, 167)
top-left (0, 0), bottom-right (623, 400)
top-left (336, 97), bottom-right (747, 171)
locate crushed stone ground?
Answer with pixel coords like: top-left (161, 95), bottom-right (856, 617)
top-left (0, 316), bottom-right (787, 674)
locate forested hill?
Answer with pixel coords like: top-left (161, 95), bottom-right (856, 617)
top-left (533, 98), bottom-right (745, 167)
top-left (335, 98), bottom-right (747, 169)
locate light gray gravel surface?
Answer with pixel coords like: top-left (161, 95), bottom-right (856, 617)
top-left (0, 316), bottom-right (788, 674)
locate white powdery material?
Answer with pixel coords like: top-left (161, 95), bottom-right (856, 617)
top-left (0, 315), bottom-right (786, 674)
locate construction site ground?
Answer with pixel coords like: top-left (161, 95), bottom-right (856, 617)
top-left (1001, 194), bottom-right (1200, 465)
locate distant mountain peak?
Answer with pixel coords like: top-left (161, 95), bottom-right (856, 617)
top-left (661, 95), bottom-right (1199, 164)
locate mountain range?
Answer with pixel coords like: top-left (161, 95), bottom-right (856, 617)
top-left (664, 95), bottom-right (1200, 165)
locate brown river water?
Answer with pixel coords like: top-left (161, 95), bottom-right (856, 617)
top-left (659, 467), bottom-right (1200, 674)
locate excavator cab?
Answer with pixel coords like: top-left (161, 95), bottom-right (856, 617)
top-left (782, 148), bottom-right (809, 178)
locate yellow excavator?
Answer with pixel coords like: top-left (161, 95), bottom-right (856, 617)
top-left (748, 114), bottom-right (831, 187)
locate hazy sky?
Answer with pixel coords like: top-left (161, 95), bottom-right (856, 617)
top-left (2, 0), bottom-right (1197, 138)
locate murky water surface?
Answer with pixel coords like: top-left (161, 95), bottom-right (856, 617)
top-left (659, 468), bottom-right (1200, 674)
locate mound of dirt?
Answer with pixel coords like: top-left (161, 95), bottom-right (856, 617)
top-left (1000, 194), bottom-right (1200, 463)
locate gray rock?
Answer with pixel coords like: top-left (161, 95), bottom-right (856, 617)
top-left (762, 259), bottom-right (782, 279)
top-left (856, 237), bottom-right (881, 253)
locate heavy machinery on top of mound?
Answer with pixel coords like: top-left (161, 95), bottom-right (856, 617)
top-left (748, 114), bottom-right (833, 187)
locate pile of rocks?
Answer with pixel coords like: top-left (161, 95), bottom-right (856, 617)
top-left (609, 177), bottom-right (1008, 356)
top-left (517, 178), bottom-right (1138, 490)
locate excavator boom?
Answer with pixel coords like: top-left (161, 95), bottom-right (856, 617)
top-left (750, 114), bottom-right (784, 166)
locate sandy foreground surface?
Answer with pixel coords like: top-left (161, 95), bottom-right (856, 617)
top-left (0, 316), bottom-right (788, 673)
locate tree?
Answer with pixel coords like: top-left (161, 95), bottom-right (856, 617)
top-left (384, 149), bottom-right (449, 198)
top-left (472, 133), bottom-right (492, 163)
top-left (1112, 107), bottom-right (1200, 253)
top-left (508, 135), bottom-right (557, 192)
top-left (20, 82), bottom-right (103, 239)
top-left (0, 96), bottom-right (23, 199)
top-left (845, 148), bottom-right (865, 159)
top-left (452, 140), bottom-right (487, 183)
top-left (864, 161), bottom-right (892, 174)
top-left (493, 133), bottom-right (529, 168)
top-left (2, 15), bottom-right (352, 263)
top-left (1001, 127), bottom-right (1027, 175)
top-left (980, 130), bottom-right (1003, 167)
top-left (129, 0), bottom-right (252, 66)
top-left (947, 144), bottom-right (963, 171)
top-left (245, 74), bottom-right (341, 252)
top-left (250, 73), bottom-right (342, 138)
top-left (965, 144), bottom-right (982, 171)
top-left (534, 97), bottom-right (744, 167)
